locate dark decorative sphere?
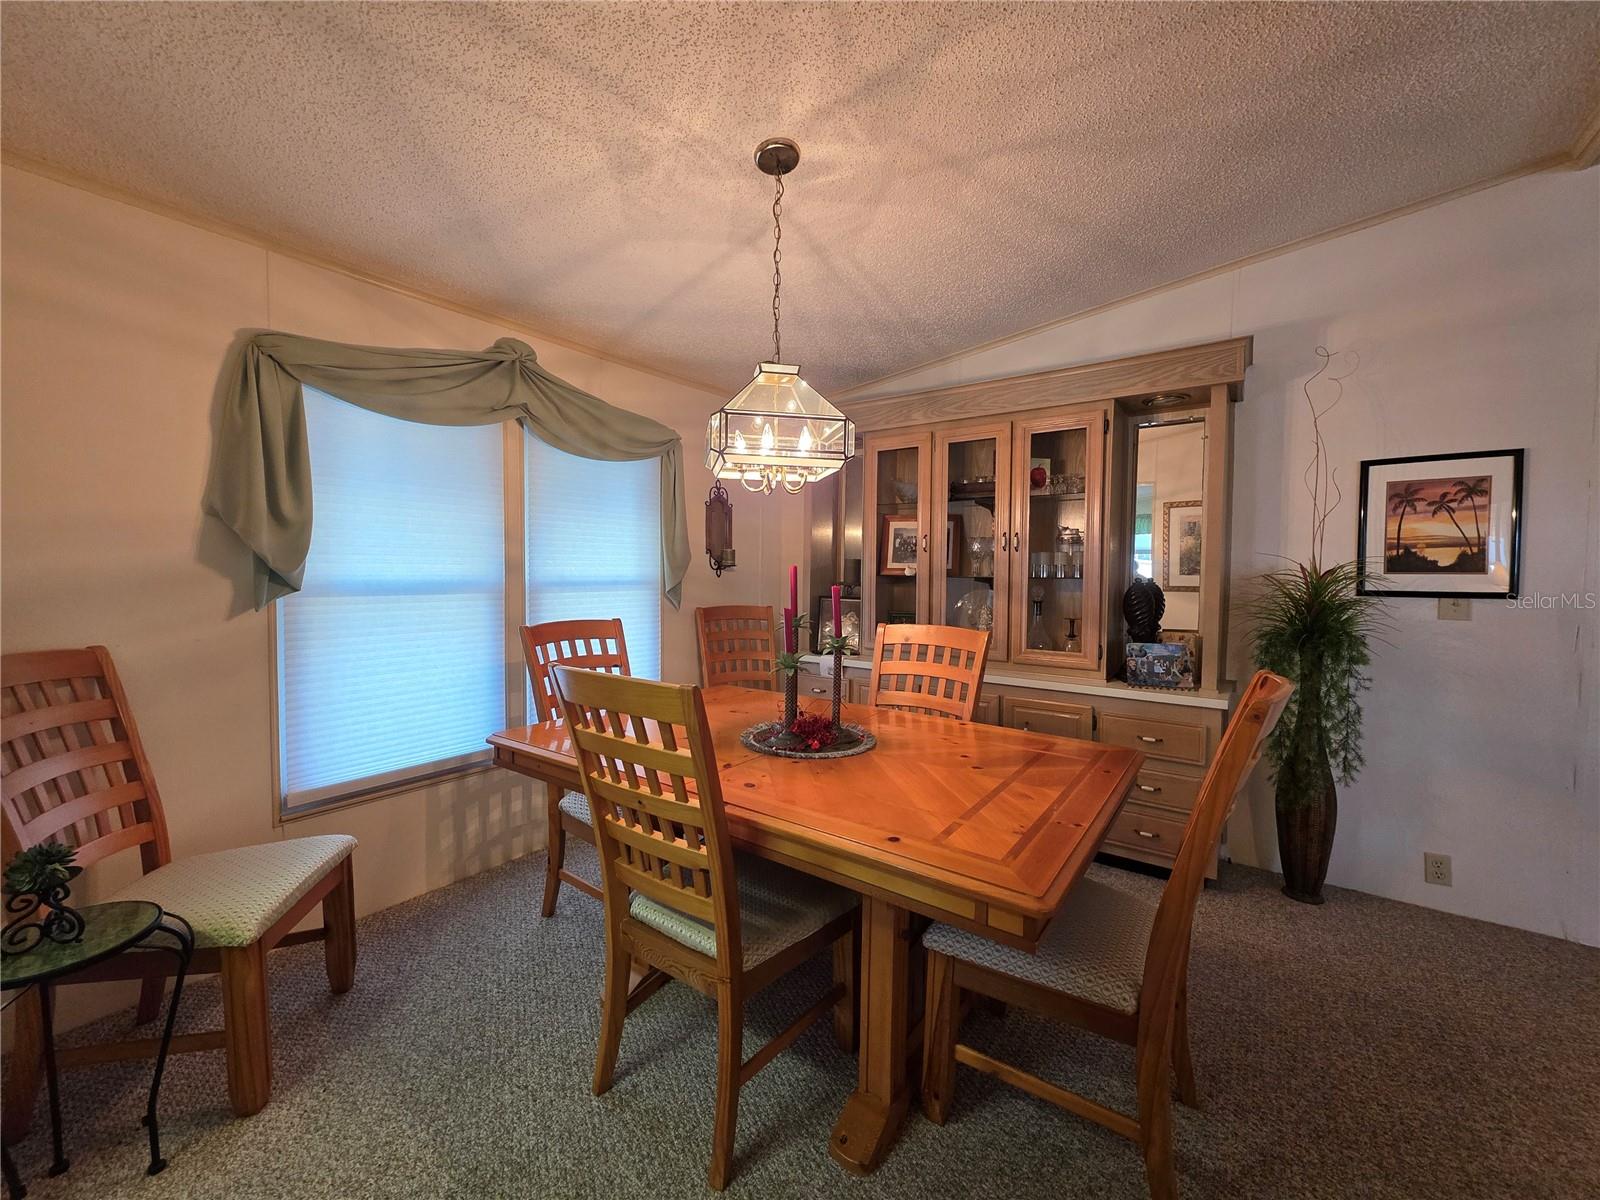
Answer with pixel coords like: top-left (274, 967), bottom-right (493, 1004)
top-left (1123, 577), bottom-right (1165, 642)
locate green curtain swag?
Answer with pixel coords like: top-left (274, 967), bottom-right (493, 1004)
top-left (204, 332), bottom-right (690, 610)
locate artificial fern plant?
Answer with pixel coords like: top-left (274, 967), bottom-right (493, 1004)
top-left (1250, 559), bottom-right (1382, 788)
top-left (1247, 348), bottom-right (1386, 902)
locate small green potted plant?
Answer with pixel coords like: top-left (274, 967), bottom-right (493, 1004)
top-left (3, 843), bottom-right (86, 952)
top-left (1248, 349), bottom-right (1387, 904)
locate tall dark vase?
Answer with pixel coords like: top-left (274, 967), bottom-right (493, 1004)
top-left (1274, 656), bottom-right (1337, 904)
top-left (1276, 760), bottom-right (1337, 904)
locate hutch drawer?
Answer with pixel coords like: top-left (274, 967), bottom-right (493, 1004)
top-left (1000, 694), bottom-right (1093, 740)
top-left (1104, 800), bottom-right (1190, 861)
top-left (795, 670), bottom-right (834, 701)
top-left (1130, 761), bottom-right (1205, 812)
top-left (1098, 710), bottom-right (1209, 766)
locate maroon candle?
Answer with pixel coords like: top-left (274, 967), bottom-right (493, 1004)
top-left (831, 585), bottom-right (842, 636)
top-left (789, 564), bottom-right (798, 616)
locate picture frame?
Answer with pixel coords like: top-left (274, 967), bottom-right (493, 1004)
top-left (812, 596), bottom-right (863, 653)
top-left (945, 515), bottom-right (963, 576)
top-left (879, 514), bottom-right (920, 576)
top-left (1356, 449), bottom-right (1523, 598)
top-left (1160, 500), bottom-right (1202, 592)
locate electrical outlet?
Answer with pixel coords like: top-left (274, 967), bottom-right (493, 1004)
top-left (1423, 852), bottom-right (1452, 886)
top-left (1437, 597), bottom-right (1471, 621)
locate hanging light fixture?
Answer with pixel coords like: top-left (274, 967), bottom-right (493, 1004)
top-left (705, 137), bottom-right (855, 496)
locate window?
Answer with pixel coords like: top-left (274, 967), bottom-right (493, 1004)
top-left (525, 437), bottom-right (661, 682)
top-left (1133, 484), bottom-right (1155, 579)
top-left (276, 389), bottom-right (664, 816)
top-left (277, 388), bottom-right (506, 812)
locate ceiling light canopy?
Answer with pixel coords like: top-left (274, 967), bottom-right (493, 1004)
top-left (705, 138), bottom-right (854, 495)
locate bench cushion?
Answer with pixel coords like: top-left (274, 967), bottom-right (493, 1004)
top-left (107, 834), bottom-right (356, 950)
top-left (922, 877), bottom-right (1155, 1013)
top-left (629, 856), bottom-right (855, 968)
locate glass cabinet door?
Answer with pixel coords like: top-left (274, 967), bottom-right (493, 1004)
top-left (1010, 409), bottom-right (1105, 669)
top-left (932, 424), bottom-right (1011, 659)
top-left (863, 434), bottom-right (931, 645)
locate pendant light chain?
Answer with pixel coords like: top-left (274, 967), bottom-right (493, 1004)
top-left (771, 172), bottom-right (784, 363)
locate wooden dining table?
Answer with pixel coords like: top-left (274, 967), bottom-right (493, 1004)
top-left (487, 684), bottom-right (1141, 1174)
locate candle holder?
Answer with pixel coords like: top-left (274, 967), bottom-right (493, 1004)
top-left (745, 626), bottom-right (874, 760)
top-left (820, 633), bottom-right (853, 734)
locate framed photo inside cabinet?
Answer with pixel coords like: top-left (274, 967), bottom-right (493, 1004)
top-left (945, 516), bottom-right (963, 575)
top-left (879, 514), bottom-right (920, 576)
top-left (1161, 500), bottom-right (1202, 592)
top-left (1357, 449), bottom-right (1523, 597)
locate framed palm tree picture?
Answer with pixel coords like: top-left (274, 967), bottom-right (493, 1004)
top-left (1356, 449), bottom-right (1523, 597)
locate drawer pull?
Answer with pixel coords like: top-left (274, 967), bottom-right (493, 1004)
top-left (1134, 829), bottom-right (1161, 840)
top-left (807, 686), bottom-right (827, 695)
top-left (1137, 784), bottom-right (1162, 794)
top-left (1137, 735), bottom-right (1164, 744)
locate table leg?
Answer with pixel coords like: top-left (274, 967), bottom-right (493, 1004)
top-left (829, 896), bottom-right (912, 1174)
top-left (140, 916), bottom-right (194, 1176)
top-left (35, 985), bottom-right (66, 1178)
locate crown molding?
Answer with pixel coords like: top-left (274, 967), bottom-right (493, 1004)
top-left (1568, 98), bottom-right (1600, 171)
top-left (0, 151), bottom-right (728, 398)
top-left (841, 337), bottom-right (1251, 433)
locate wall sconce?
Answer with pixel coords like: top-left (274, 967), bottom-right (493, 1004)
top-left (705, 480), bottom-right (735, 576)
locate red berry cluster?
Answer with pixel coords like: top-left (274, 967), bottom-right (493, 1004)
top-left (787, 712), bottom-right (837, 751)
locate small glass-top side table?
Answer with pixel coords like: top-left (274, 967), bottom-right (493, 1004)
top-left (1, 900), bottom-right (194, 1199)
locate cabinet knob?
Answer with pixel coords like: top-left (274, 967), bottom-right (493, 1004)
top-left (1134, 828), bottom-right (1160, 840)
top-left (1138, 735), bottom-right (1164, 744)
top-left (921, 532), bottom-right (929, 552)
top-left (1137, 783), bottom-right (1162, 794)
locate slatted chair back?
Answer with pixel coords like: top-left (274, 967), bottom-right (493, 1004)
top-left (550, 666), bottom-right (742, 974)
top-left (1135, 670), bottom-right (1293, 1101)
top-left (867, 624), bottom-right (992, 722)
top-left (0, 646), bottom-right (171, 874)
top-left (695, 605), bottom-right (779, 692)
top-left (520, 618), bottom-right (631, 723)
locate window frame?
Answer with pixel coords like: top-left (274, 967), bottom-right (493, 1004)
top-left (272, 422), bottom-right (535, 824)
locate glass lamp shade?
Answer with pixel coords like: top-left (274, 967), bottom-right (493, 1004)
top-left (705, 362), bottom-right (855, 494)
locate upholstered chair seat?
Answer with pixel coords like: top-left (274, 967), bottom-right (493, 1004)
top-left (557, 789), bottom-right (592, 825)
top-left (923, 877), bottom-right (1156, 1013)
top-left (630, 857), bottom-right (857, 968)
top-left (107, 834), bottom-right (357, 950)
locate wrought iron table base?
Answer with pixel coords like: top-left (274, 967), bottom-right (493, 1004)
top-left (3, 912), bottom-right (193, 1198)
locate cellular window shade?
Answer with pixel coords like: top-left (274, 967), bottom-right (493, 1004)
top-left (278, 388), bottom-right (506, 809)
top-left (526, 435), bottom-right (661, 684)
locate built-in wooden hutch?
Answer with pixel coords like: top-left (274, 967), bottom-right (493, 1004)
top-left (801, 336), bottom-right (1252, 876)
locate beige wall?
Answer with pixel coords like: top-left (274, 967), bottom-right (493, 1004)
top-left (0, 162), bottom-right (790, 1023)
top-left (827, 167), bottom-right (1600, 945)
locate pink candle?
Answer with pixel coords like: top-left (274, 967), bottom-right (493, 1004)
top-left (783, 606), bottom-right (795, 653)
top-left (831, 585), bottom-right (842, 636)
top-left (789, 564), bottom-right (798, 615)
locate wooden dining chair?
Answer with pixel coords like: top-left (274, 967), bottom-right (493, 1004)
top-left (550, 665), bottom-right (859, 1190)
top-left (0, 646), bottom-right (357, 1137)
top-left (694, 605), bottom-right (779, 691)
top-left (917, 670), bottom-right (1292, 1199)
top-left (867, 623), bottom-right (992, 721)
top-left (519, 617), bottom-right (630, 916)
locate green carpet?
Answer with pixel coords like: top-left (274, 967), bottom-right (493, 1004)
top-left (5, 843), bottom-right (1597, 1198)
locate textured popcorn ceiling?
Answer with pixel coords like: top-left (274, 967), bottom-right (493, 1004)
top-left (3, 2), bottom-right (1597, 394)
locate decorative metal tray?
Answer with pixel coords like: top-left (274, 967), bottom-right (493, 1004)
top-left (740, 722), bottom-right (877, 760)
